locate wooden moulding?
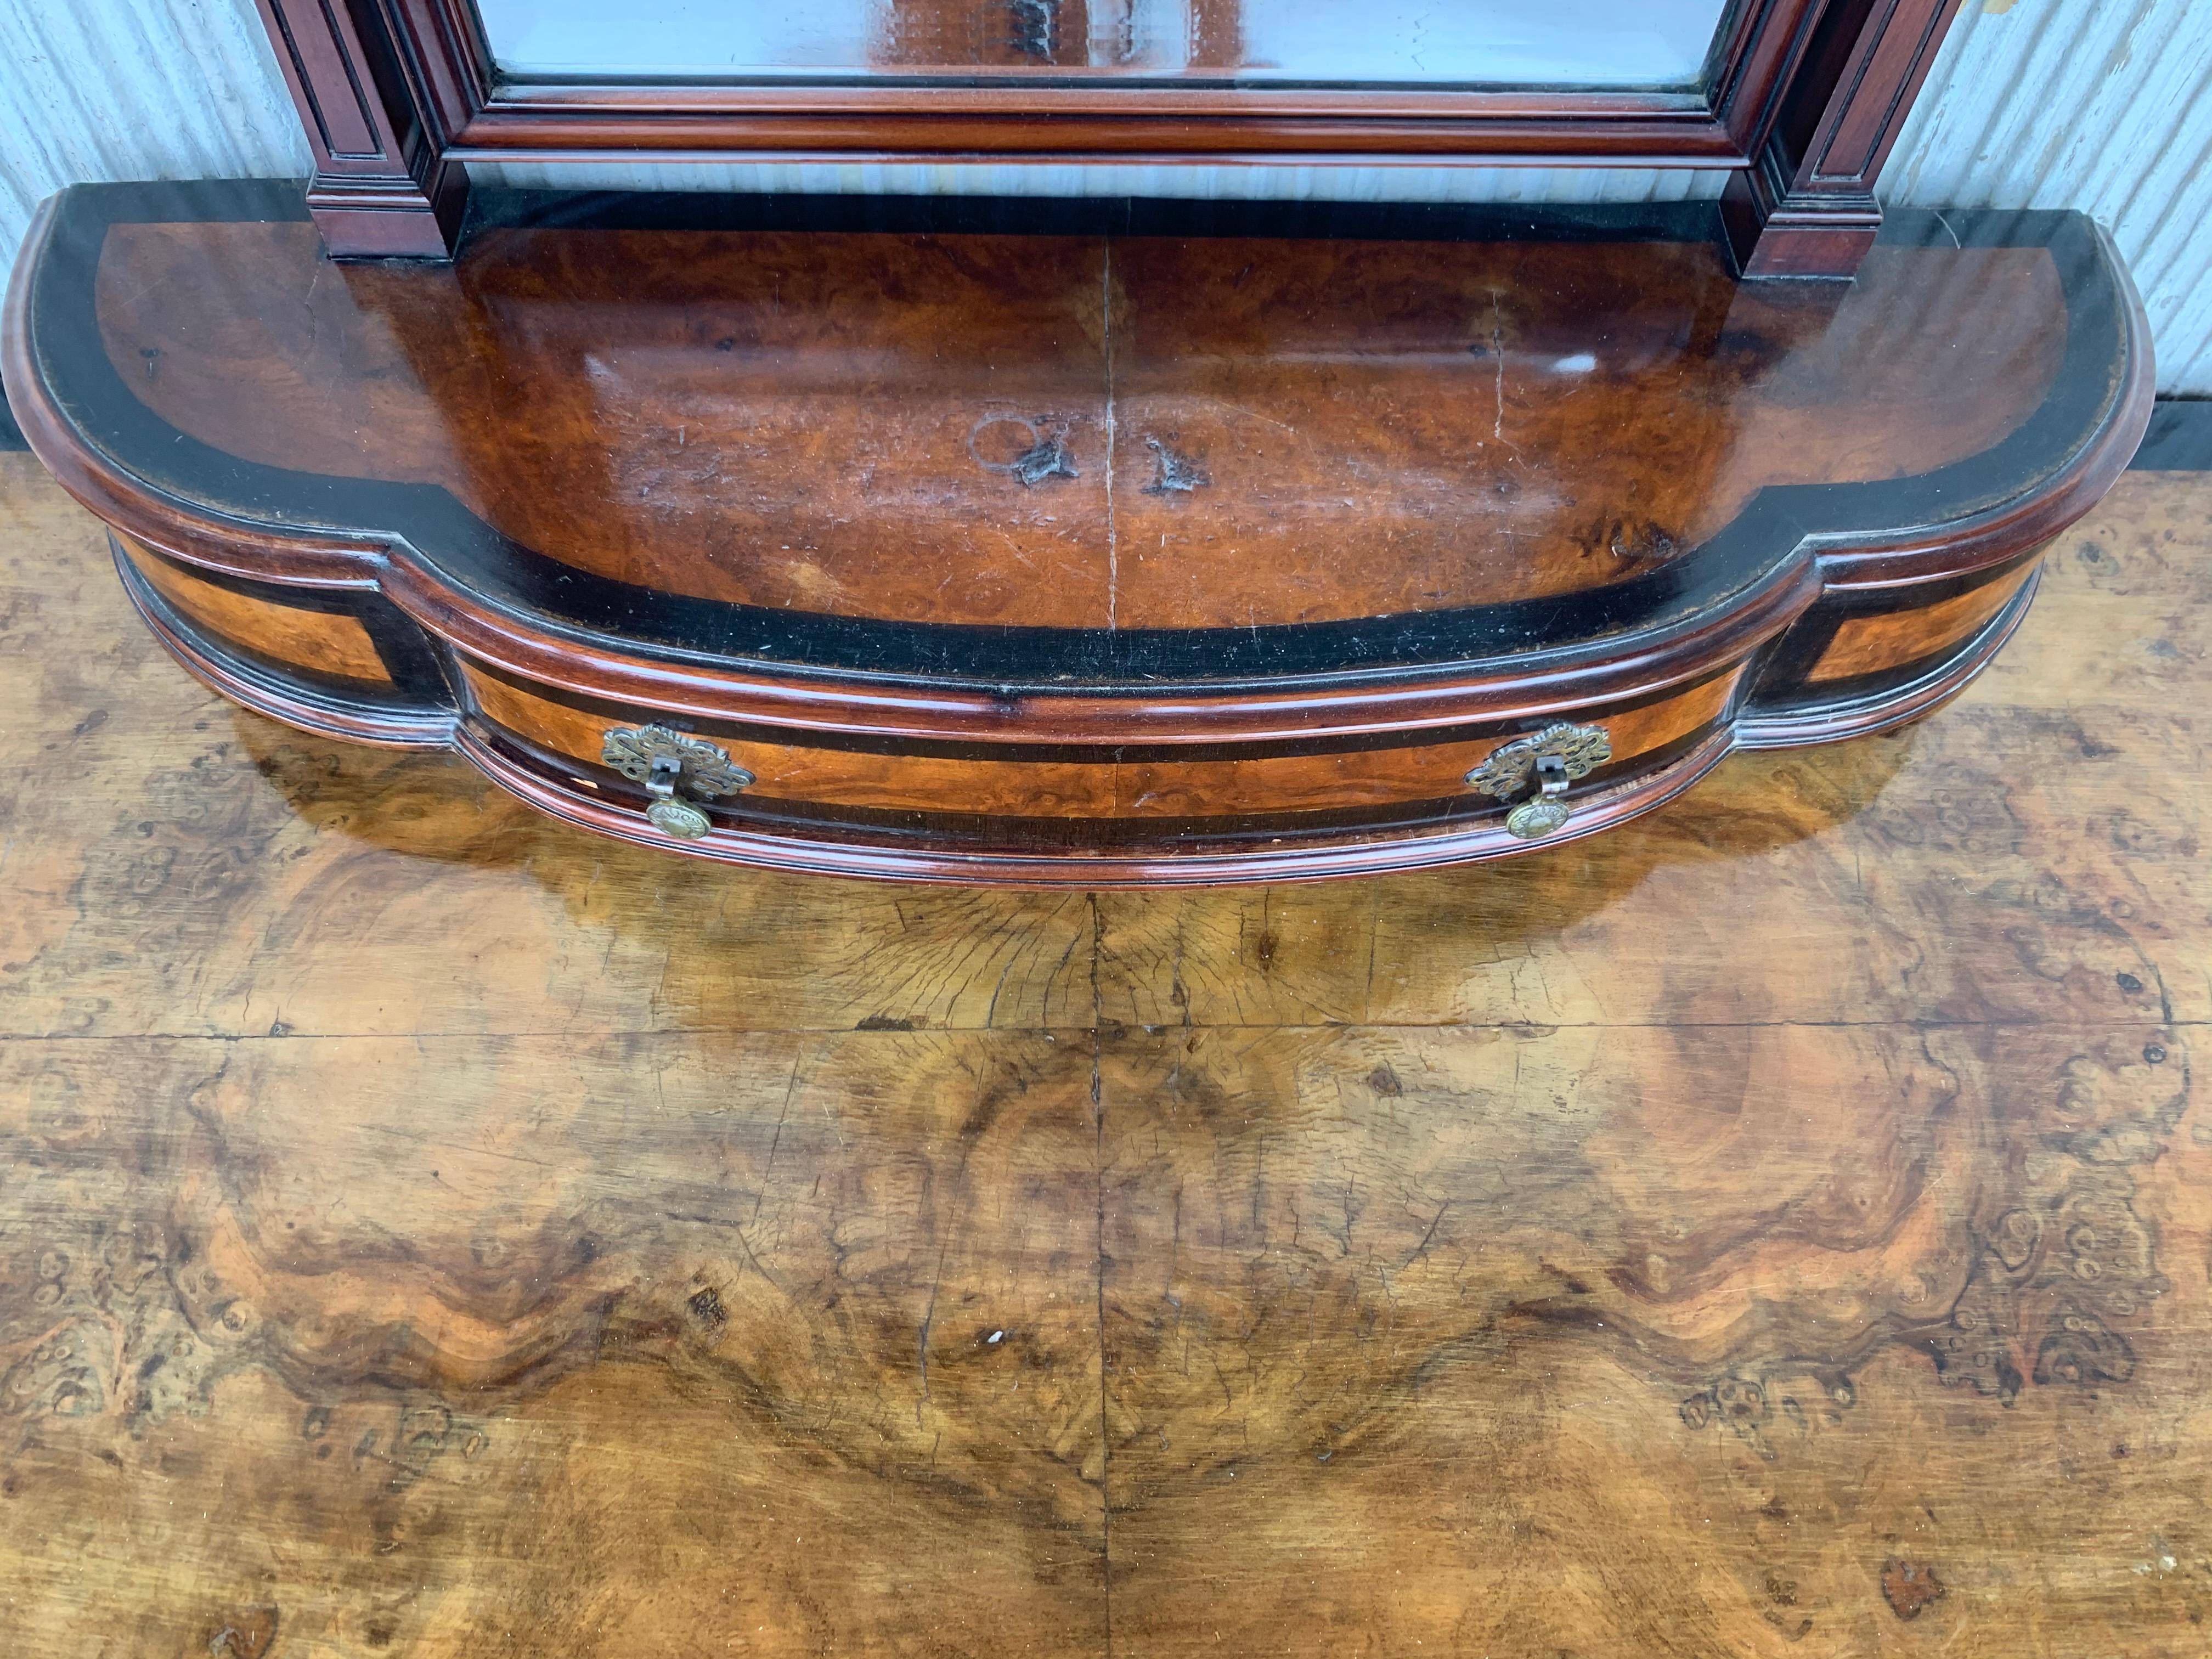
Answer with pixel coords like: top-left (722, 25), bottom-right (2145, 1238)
top-left (252, 0), bottom-right (1970, 277)
top-left (3, 184), bottom-right (2152, 885)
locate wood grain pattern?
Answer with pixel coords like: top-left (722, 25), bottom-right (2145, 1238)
top-left (275, 0), bottom-right (1949, 291)
top-left (2, 454), bottom-right (2209, 1652)
top-left (4, 185), bottom-right (2149, 878)
top-left (248, 0), bottom-right (470, 259)
top-left (88, 219), bottom-right (2067, 631)
top-left (1808, 562), bottom-right (2039, 684)
top-left (118, 534), bottom-right (393, 685)
top-left (1722, 0), bottom-right (1970, 277)
top-left (459, 658), bottom-right (1742, 820)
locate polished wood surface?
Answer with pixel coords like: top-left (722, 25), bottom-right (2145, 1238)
top-left (249, 0), bottom-right (1964, 273)
top-left (1719, 0), bottom-right (1969, 278)
top-left (86, 219), bottom-right (2066, 629)
top-left (2, 185), bottom-right (2150, 881)
top-left (3, 452), bottom-right (2211, 1651)
top-left (459, 656), bottom-right (1741, 817)
top-left (1807, 562), bottom-right (2036, 685)
top-left (14, 188), bottom-right (2135, 684)
top-left (119, 535), bottom-right (394, 686)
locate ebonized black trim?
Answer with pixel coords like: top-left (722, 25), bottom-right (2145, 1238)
top-left (467, 188), bottom-right (1727, 247)
top-left (1737, 570), bottom-right (2039, 749)
top-left (119, 544), bottom-right (455, 741)
top-left (1751, 564), bottom-right (2042, 715)
top-left (25, 183), bottom-right (2134, 697)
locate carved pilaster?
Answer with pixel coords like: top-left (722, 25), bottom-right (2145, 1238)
top-left (251, 0), bottom-right (466, 258)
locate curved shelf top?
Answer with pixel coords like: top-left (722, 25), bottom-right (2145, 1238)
top-left (7, 182), bottom-right (2148, 698)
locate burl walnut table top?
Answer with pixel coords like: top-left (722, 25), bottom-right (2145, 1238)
top-left (0, 427), bottom-right (2207, 1651)
top-left (9, 184), bottom-right (2138, 686)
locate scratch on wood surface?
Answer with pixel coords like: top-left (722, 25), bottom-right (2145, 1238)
top-left (1488, 291), bottom-right (1523, 462)
top-left (1102, 241), bottom-right (1119, 630)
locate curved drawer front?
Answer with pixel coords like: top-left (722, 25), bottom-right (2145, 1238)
top-left (108, 516), bottom-right (2052, 882)
top-left (1805, 564), bottom-right (2041, 689)
top-left (112, 534), bottom-right (455, 747)
top-left (1739, 552), bottom-right (2049, 748)
top-left (459, 659), bottom-right (1741, 821)
top-left (121, 537), bottom-right (393, 686)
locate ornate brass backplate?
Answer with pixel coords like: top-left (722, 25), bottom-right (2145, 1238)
top-left (601, 725), bottom-right (754, 839)
top-left (1466, 722), bottom-right (1612, 839)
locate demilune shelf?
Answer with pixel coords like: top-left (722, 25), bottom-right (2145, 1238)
top-left (2, 182), bottom-right (2152, 884)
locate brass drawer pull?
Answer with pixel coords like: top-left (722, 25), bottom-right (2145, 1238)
top-left (1467, 721), bottom-right (1612, 839)
top-left (601, 724), bottom-right (754, 840)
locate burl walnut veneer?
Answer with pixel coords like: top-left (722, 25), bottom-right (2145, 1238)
top-left (2, 183), bottom-right (2151, 884)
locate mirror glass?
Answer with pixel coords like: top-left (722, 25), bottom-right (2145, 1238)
top-left (477, 0), bottom-right (1733, 91)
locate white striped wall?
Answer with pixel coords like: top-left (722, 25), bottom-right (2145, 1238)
top-left (1, 0), bottom-right (2207, 388)
top-left (0, 0), bottom-right (305, 234)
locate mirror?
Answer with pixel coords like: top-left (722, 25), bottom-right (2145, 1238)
top-left (477, 0), bottom-right (1731, 91)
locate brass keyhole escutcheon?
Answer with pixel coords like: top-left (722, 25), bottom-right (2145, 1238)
top-left (1466, 721), bottom-right (1611, 840)
top-left (601, 724), bottom-right (754, 840)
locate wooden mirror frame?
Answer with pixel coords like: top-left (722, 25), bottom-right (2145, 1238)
top-left (251, 0), bottom-right (1965, 275)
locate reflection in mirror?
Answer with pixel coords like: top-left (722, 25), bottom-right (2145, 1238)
top-left (477, 0), bottom-right (1731, 90)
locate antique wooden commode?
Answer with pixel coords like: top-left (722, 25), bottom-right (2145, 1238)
top-left (3, 0), bottom-right (2152, 883)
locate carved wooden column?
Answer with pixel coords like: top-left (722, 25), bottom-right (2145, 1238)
top-left (1723, 0), bottom-right (1968, 278)
top-left (250, 0), bottom-right (467, 258)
